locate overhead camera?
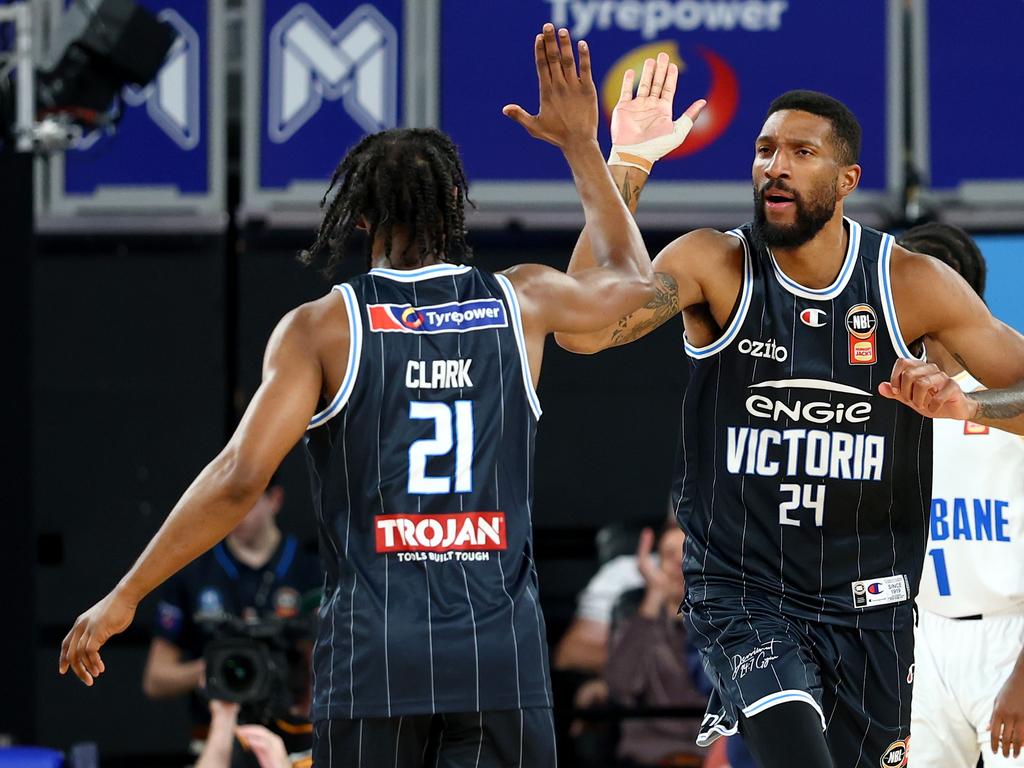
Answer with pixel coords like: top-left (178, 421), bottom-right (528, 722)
top-left (0, 0), bottom-right (175, 153)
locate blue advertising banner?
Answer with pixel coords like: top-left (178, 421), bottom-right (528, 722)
top-left (440, 0), bottom-right (898, 200)
top-left (47, 0), bottom-right (225, 219)
top-left (924, 1), bottom-right (1024, 191)
top-left (243, 0), bottom-right (405, 213)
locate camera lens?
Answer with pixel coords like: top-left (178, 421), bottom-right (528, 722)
top-left (222, 654), bottom-right (256, 693)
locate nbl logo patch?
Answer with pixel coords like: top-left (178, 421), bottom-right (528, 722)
top-left (368, 299), bottom-right (508, 334)
top-left (846, 304), bottom-right (878, 365)
top-left (879, 738), bottom-right (908, 767)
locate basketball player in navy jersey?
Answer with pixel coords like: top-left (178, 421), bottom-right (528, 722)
top-left (59, 25), bottom-right (682, 767)
top-left (556, 52), bottom-right (1024, 767)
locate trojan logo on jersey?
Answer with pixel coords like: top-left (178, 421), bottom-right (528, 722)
top-left (368, 299), bottom-right (508, 334)
top-left (375, 512), bottom-right (508, 553)
top-left (879, 739), bottom-right (908, 768)
top-left (601, 41), bottom-right (738, 159)
top-left (846, 304), bottom-right (878, 365)
top-left (800, 308), bottom-right (827, 328)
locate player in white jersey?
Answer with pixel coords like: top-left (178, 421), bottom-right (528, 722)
top-left (899, 223), bottom-right (1024, 766)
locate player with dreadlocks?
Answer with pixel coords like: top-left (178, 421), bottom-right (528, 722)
top-left (301, 127), bottom-right (474, 273)
top-left (60, 24), bottom-right (705, 767)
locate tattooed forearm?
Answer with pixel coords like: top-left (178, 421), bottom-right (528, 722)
top-left (618, 176), bottom-right (642, 210)
top-left (610, 272), bottom-right (680, 345)
top-left (970, 385), bottom-right (1024, 420)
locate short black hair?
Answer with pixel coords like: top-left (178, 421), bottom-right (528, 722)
top-left (898, 222), bottom-right (986, 299)
top-left (766, 90), bottom-right (862, 165)
top-left (301, 128), bottom-right (473, 275)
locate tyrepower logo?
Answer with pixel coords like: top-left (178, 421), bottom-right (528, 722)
top-left (368, 299), bottom-right (508, 334)
top-left (375, 512), bottom-right (507, 553)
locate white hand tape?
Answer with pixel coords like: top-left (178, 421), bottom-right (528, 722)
top-left (608, 114), bottom-right (696, 174)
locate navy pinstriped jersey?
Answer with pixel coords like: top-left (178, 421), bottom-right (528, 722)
top-left (303, 262), bottom-right (551, 721)
top-left (675, 219), bottom-right (932, 630)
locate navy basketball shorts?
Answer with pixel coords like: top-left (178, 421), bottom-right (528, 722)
top-left (685, 593), bottom-right (914, 768)
top-left (311, 708), bottom-right (557, 767)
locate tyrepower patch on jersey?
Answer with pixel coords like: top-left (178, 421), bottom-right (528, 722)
top-left (368, 299), bottom-right (508, 334)
top-left (851, 574), bottom-right (909, 608)
top-left (846, 304), bottom-right (878, 365)
top-left (375, 512), bottom-right (508, 553)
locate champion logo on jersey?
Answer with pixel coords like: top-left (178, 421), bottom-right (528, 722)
top-left (800, 308), bottom-right (828, 327)
top-left (375, 512), bottom-right (508, 553)
top-left (368, 299), bottom-right (508, 334)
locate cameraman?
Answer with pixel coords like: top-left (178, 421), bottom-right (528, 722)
top-left (142, 477), bottom-right (320, 733)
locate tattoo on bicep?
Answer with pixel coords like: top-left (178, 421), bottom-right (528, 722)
top-left (610, 272), bottom-right (680, 345)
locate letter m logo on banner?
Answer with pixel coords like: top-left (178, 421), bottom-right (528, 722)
top-left (267, 3), bottom-right (398, 143)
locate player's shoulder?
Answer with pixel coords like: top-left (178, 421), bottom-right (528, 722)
top-left (276, 291), bottom-right (351, 347)
top-left (655, 228), bottom-right (744, 274)
top-left (888, 242), bottom-right (959, 286)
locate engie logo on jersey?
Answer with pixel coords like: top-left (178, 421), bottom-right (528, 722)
top-left (368, 299), bottom-right (508, 334)
top-left (846, 304), bottom-right (878, 365)
top-left (375, 512), bottom-right (507, 553)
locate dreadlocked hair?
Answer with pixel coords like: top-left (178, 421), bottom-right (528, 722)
top-left (300, 128), bottom-right (474, 276)
top-left (897, 221), bottom-right (986, 299)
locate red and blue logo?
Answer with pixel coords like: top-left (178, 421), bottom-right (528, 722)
top-left (368, 299), bottom-right (508, 334)
top-left (867, 582), bottom-right (884, 595)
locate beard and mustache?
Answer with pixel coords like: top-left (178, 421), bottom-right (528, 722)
top-left (752, 178), bottom-right (838, 249)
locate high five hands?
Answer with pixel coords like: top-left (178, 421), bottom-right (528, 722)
top-left (503, 24), bottom-right (599, 149)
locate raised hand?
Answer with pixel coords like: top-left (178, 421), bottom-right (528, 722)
top-left (59, 587), bottom-right (137, 685)
top-left (503, 24), bottom-right (598, 149)
top-left (610, 53), bottom-right (706, 166)
top-left (878, 359), bottom-right (977, 421)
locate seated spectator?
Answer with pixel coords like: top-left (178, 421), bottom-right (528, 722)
top-left (196, 700), bottom-right (312, 768)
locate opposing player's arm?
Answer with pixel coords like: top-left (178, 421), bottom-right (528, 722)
top-left (59, 298), bottom-right (339, 686)
top-left (880, 248), bottom-right (1024, 434)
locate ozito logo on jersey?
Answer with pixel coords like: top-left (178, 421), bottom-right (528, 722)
top-left (800, 308), bottom-right (827, 328)
top-left (879, 738), bottom-right (908, 768)
top-left (846, 304), bottom-right (878, 365)
top-left (368, 299), bottom-right (508, 334)
top-left (375, 512), bottom-right (507, 553)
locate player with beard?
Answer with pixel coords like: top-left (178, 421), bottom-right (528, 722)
top-left (557, 58), bottom-right (1024, 768)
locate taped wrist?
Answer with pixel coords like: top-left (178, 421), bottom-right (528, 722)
top-left (608, 114), bottom-right (696, 174)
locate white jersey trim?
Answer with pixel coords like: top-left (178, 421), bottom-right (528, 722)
top-left (878, 233), bottom-right (926, 361)
top-left (741, 689), bottom-right (827, 730)
top-left (494, 273), bottom-right (543, 420)
top-left (368, 263), bottom-right (472, 283)
top-left (768, 217), bottom-right (862, 300)
top-left (685, 229), bottom-right (752, 359)
top-left (308, 283), bottom-right (363, 429)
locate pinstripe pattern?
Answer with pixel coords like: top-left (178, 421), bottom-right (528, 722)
top-left (304, 264), bottom-right (551, 722)
top-left (680, 220), bottom-right (926, 761)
